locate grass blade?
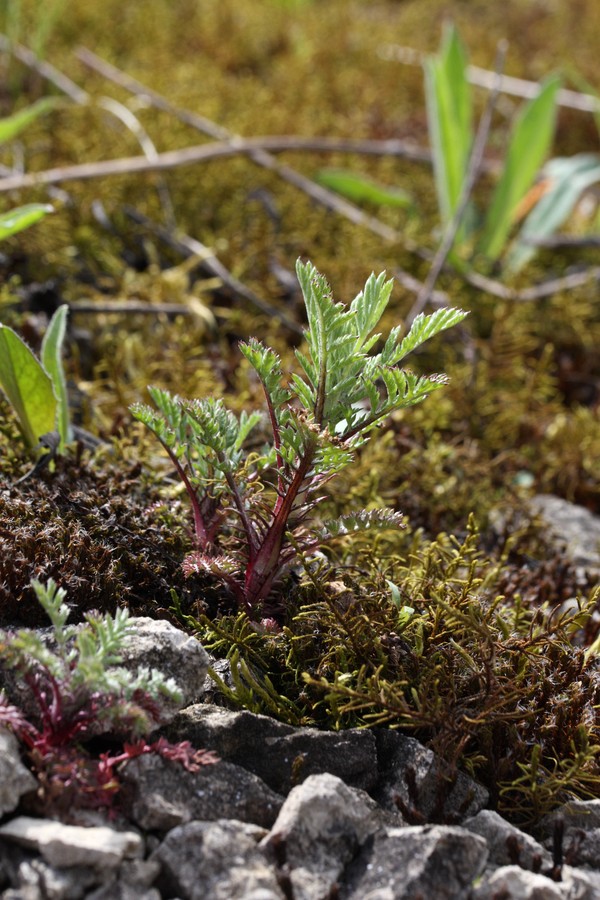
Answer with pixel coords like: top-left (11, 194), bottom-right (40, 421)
top-left (41, 304), bottom-right (72, 447)
top-left (478, 74), bottom-right (561, 261)
top-left (316, 168), bottom-right (413, 208)
top-left (424, 24), bottom-right (472, 224)
top-left (0, 204), bottom-right (53, 241)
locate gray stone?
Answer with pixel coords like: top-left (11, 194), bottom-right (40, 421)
top-left (121, 753), bottom-right (284, 831)
top-left (120, 617), bottom-right (210, 722)
top-left (342, 824), bottom-right (488, 899)
top-left (528, 495), bottom-right (600, 577)
top-left (540, 799), bottom-right (600, 835)
top-left (556, 826), bottom-right (600, 869)
top-left (471, 865), bottom-right (564, 899)
top-left (0, 818), bottom-right (142, 870)
top-left (471, 864), bottom-right (600, 899)
top-left (166, 703), bottom-right (379, 794)
top-left (0, 730), bottom-right (37, 816)
top-left (85, 881), bottom-right (160, 900)
top-left (375, 730), bottom-right (488, 823)
top-left (463, 809), bottom-right (551, 870)
top-left (151, 819), bottom-right (285, 899)
top-left (262, 773), bottom-right (394, 900)
top-left (9, 857), bottom-right (99, 900)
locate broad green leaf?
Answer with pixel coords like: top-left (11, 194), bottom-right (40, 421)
top-left (41, 304), bottom-right (72, 448)
top-left (0, 204), bottom-right (53, 241)
top-left (479, 74), bottom-right (561, 261)
top-left (424, 23), bottom-right (472, 224)
top-left (0, 324), bottom-right (57, 449)
top-left (507, 153), bottom-right (600, 273)
top-left (316, 168), bottom-right (413, 208)
top-left (0, 97), bottom-right (60, 145)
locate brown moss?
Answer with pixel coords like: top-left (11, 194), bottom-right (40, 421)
top-left (0, 439), bottom-right (203, 627)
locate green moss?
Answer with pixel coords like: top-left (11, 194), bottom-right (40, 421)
top-left (188, 519), bottom-right (600, 825)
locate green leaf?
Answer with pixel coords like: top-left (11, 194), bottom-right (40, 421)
top-left (0, 204), bottom-right (53, 241)
top-left (0, 97), bottom-right (60, 145)
top-left (0, 324), bottom-right (57, 449)
top-left (41, 304), bottom-right (72, 448)
top-left (479, 74), bottom-right (561, 261)
top-left (316, 168), bottom-right (413, 208)
top-left (507, 153), bottom-right (600, 273)
top-left (424, 23), bottom-right (472, 223)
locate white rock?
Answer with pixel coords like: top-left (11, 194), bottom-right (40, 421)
top-left (0, 729), bottom-right (37, 815)
top-left (0, 817), bottom-right (143, 869)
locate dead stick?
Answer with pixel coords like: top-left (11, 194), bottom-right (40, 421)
top-left (0, 135), bottom-right (443, 192)
top-left (122, 206), bottom-right (303, 334)
top-left (75, 46), bottom-right (413, 247)
top-left (380, 44), bottom-right (600, 114)
top-left (0, 34), bottom-right (88, 103)
top-left (463, 266), bottom-right (600, 301)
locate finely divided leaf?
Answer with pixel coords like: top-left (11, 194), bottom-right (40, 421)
top-left (0, 324), bottom-right (57, 449)
top-left (322, 508), bottom-right (405, 540)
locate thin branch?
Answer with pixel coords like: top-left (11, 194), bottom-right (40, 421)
top-left (462, 266), bottom-right (600, 301)
top-left (76, 46), bottom-right (415, 247)
top-left (522, 234), bottom-right (600, 249)
top-left (68, 300), bottom-right (194, 316)
top-left (122, 206), bottom-right (303, 334)
top-left (408, 41), bottom-right (507, 321)
top-left (0, 34), bottom-right (89, 103)
top-left (0, 135), bottom-right (453, 195)
top-left (380, 43), bottom-right (600, 114)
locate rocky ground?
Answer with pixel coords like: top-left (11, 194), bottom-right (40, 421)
top-left (0, 494), bottom-right (598, 899)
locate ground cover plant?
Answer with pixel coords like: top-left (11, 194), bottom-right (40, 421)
top-left (0, 0), bottom-right (598, 831)
top-left (132, 259), bottom-right (467, 616)
top-left (0, 578), bottom-right (217, 814)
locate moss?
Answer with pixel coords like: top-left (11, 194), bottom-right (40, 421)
top-left (1, 0), bottom-right (600, 831)
top-left (191, 519), bottom-right (600, 825)
top-left (0, 430), bottom-right (204, 626)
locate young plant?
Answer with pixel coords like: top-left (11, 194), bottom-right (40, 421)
top-left (0, 303), bottom-right (73, 453)
top-left (0, 579), bottom-right (217, 812)
top-left (320, 26), bottom-right (573, 275)
top-left (425, 24), bottom-right (561, 270)
top-left (132, 259), bottom-right (467, 617)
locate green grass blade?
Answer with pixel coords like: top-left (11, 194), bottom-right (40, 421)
top-left (41, 304), bottom-right (72, 447)
top-left (424, 24), bottom-right (472, 224)
top-left (507, 153), bottom-right (600, 273)
top-left (479, 74), bottom-right (561, 262)
top-left (316, 168), bottom-right (413, 208)
top-left (0, 97), bottom-right (60, 145)
top-left (0, 325), bottom-right (57, 449)
top-left (0, 204), bottom-right (53, 241)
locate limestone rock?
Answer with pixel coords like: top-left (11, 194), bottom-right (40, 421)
top-left (0, 817), bottom-right (143, 869)
top-left (121, 753), bottom-right (284, 831)
top-left (0, 729), bottom-right (37, 816)
top-left (165, 703), bottom-right (378, 794)
top-left (151, 819), bottom-right (285, 899)
top-left (375, 730), bottom-right (488, 823)
top-left (120, 617), bottom-right (210, 722)
top-left (528, 494), bottom-right (600, 577)
top-left (342, 824), bottom-right (488, 899)
top-left (262, 773), bottom-right (394, 900)
top-left (463, 809), bottom-right (551, 870)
